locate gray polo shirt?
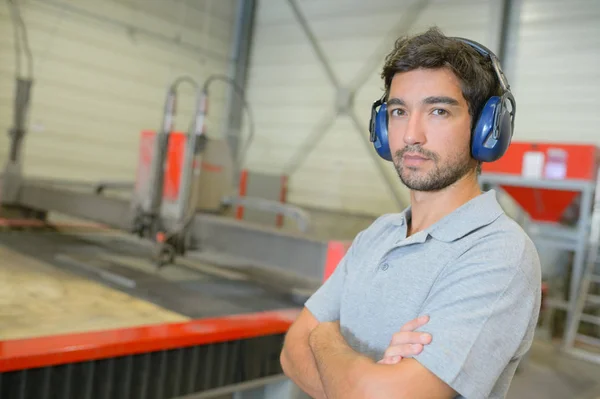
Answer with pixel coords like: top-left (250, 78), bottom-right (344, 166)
top-left (305, 189), bottom-right (541, 399)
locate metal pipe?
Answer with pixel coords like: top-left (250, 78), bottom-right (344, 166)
top-left (221, 195), bottom-right (312, 233)
top-left (145, 89), bottom-right (175, 219)
top-left (145, 76), bottom-right (199, 228)
top-left (9, 78), bottom-right (33, 163)
top-left (177, 89), bottom-right (208, 224)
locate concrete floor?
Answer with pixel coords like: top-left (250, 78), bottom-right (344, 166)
top-left (508, 339), bottom-right (600, 399)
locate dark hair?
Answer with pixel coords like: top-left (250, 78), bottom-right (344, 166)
top-left (381, 27), bottom-right (501, 128)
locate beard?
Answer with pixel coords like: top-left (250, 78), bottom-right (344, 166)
top-left (393, 145), bottom-right (476, 192)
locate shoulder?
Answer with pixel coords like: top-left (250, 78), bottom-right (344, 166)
top-left (458, 214), bottom-right (541, 287)
top-left (351, 212), bottom-right (404, 246)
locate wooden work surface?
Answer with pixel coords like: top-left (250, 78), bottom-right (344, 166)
top-left (0, 244), bottom-right (189, 341)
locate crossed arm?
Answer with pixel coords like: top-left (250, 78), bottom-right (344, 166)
top-left (280, 308), bottom-right (457, 399)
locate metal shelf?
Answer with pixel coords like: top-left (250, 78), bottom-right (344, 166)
top-left (533, 236), bottom-right (580, 252)
top-left (479, 173), bottom-right (595, 192)
top-left (479, 170), bottom-right (598, 352)
top-left (527, 222), bottom-right (585, 252)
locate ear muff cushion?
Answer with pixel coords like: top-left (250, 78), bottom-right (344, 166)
top-left (373, 103), bottom-right (392, 161)
top-left (471, 96), bottom-right (512, 162)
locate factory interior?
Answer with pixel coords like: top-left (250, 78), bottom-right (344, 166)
top-left (1, 0), bottom-right (600, 398)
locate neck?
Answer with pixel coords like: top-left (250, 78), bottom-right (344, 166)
top-left (408, 172), bottom-right (482, 236)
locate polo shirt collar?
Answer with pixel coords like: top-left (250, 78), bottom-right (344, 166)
top-left (391, 190), bottom-right (505, 243)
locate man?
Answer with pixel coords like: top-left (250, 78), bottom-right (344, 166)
top-left (280, 27), bottom-right (542, 399)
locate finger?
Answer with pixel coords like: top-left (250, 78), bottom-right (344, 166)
top-left (399, 315), bottom-right (430, 332)
top-left (389, 355), bottom-right (402, 364)
top-left (384, 343), bottom-right (424, 358)
top-left (378, 355), bottom-right (402, 365)
top-left (391, 331), bottom-right (432, 346)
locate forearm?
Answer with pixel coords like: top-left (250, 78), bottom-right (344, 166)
top-left (309, 324), bottom-right (375, 399)
top-left (280, 343), bottom-right (328, 399)
top-left (306, 324), bottom-right (456, 399)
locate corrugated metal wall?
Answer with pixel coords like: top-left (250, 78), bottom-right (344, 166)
top-left (0, 0), bottom-right (238, 182)
top-left (506, 0), bottom-right (600, 144)
top-left (245, 0), bottom-right (600, 216)
top-left (244, 0), bottom-right (499, 215)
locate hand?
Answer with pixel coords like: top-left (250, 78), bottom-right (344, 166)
top-left (377, 315), bottom-right (432, 365)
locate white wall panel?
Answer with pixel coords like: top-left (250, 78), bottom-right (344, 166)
top-left (506, 0), bottom-right (600, 144)
top-left (0, 0), bottom-right (238, 182)
top-left (244, 0), bottom-right (498, 215)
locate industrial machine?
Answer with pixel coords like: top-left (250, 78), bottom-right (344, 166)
top-left (0, 74), bottom-right (350, 398)
top-left (0, 72), bottom-right (314, 268)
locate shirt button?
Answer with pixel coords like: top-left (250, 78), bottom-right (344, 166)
top-left (381, 263), bottom-right (389, 271)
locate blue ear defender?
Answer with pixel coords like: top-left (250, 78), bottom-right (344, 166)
top-left (369, 98), bottom-right (393, 161)
top-left (368, 37), bottom-right (516, 163)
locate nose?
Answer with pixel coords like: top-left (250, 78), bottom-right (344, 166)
top-left (403, 114), bottom-right (426, 146)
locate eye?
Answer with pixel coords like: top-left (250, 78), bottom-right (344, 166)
top-left (431, 108), bottom-right (448, 116)
top-left (390, 108), bottom-right (406, 117)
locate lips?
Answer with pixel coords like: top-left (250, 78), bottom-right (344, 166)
top-left (401, 153), bottom-right (430, 167)
top-left (403, 153), bottom-right (429, 161)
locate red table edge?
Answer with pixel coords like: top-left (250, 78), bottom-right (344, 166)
top-left (0, 308), bottom-right (301, 373)
top-left (0, 225), bottom-right (350, 373)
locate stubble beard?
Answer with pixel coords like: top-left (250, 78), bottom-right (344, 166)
top-left (393, 146), bottom-right (476, 192)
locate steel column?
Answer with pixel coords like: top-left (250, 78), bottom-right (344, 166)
top-left (225, 0), bottom-right (258, 175)
top-left (496, 0), bottom-right (515, 63)
top-left (2, 0), bottom-right (34, 205)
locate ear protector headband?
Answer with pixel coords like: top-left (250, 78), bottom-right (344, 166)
top-left (369, 37), bottom-right (516, 163)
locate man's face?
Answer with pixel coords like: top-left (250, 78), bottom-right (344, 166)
top-left (387, 68), bottom-right (477, 192)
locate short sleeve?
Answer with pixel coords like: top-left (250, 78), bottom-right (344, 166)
top-left (413, 236), bottom-right (541, 399)
top-left (304, 230), bottom-right (365, 322)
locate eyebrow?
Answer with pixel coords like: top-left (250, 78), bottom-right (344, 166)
top-left (387, 97), bottom-right (406, 107)
top-left (387, 96), bottom-right (460, 107)
top-left (422, 96), bottom-right (460, 106)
